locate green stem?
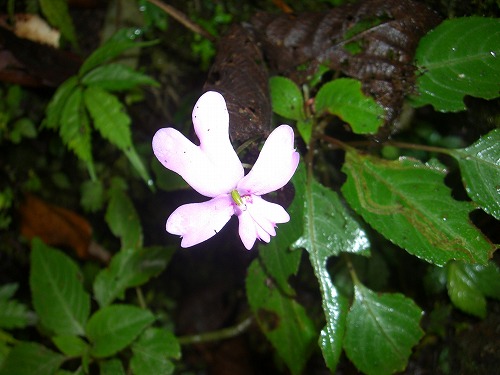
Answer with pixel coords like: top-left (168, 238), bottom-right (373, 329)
top-left (135, 287), bottom-right (147, 309)
top-left (177, 316), bottom-right (254, 345)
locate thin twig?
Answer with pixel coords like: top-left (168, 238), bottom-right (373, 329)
top-left (146, 0), bottom-right (216, 42)
top-left (177, 316), bottom-right (254, 345)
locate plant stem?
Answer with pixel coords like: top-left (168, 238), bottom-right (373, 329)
top-left (177, 316), bottom-right (254, 345)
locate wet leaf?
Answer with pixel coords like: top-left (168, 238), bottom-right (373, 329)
top-left (315, 78), bottom-right (385, 134)
top-left (341, 150), bottom-right (494, 266)
top-left (450, 129), bottom-right (500, 220)
top-left (412, 17), bottom-right (500, 111)
top-left (269, 76), bottom-right (305, 121)
top-left (0, 342), bottom-right (64, 375)
top-left (446, 261), bottom-right (500, 318)
top-left (81, 63), bottom-right (158, 91)
top-left (86, 304), bottom-right (155, 358)
top-left (30, 239), bottom-right (90, 336)
top-left (130, 328), bottom-right (180, 375)
top-left (94, 247), bottom-right (173, 307)
top-left (292, 173), bottom-right (368, 372)
top-left (344, 284), bottom-right (424, 375)
top-left (246, 260), bottom-right (316, 375)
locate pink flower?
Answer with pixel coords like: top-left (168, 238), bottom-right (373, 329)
top-left (152, 91), bottom-right (300, 250)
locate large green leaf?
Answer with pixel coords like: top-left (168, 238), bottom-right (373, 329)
top-left (341, 150), bottom-right (494, 266)
top-left (269, 76), bottom-right (305, 121)
top-left (86, 304), bottom-right (155, 358)
top-left (39, 0), bottom-right (77, 47)
top-left (81, 64), bottom-right (158, 91)
top-left (30, 239), bottom-right (90, 336)
top-left (450, 129), bottom-right (500, 220)
top-left (83, 86), bottom-right (132, 151)
top-left (0, 342), bottom-right (65, 375)
top-left (246, 260), bottom-right (316, 375)
top-left (130, 328), bottom-right (180, 375)
top-left (292, 173), bottom-right (368, 372)
top-left (94, 246), bottom-right (174, 307)
top-left (446, 261), bottom-right (500, 318)
top-left (344, 284), bottom-right (424, 375)
top-left (315, 78), bottom-right (385, 134)
top-left (412, 17), bottom-right (500, 112)
top-left (105, 179), bottom-right (143, 250)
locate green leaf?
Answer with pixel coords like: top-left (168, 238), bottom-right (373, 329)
top-left (52, 335), bottom-right (88, 357)
top-left (446, 261), bottom-right (500, 318)
top-left (94, 246), bottom-right (174, 307)
top-left (60, 87), bottom-right (93, 164)
top-left (412, 17), bottom-right (500, 112)
top-left (30, 238), bottom-right (90, 336)
top-left (84, 86), bottom-right (132, 150)
top-left (246, 260), bottom-right (316, 375)
top-left (81, 63), bottom-right (158, 91)
top-left (44, 77), bottom-right (78, 130)
top-left (297, 119), bottom-right (313, 145)
top-left (124, 146), bottom-right (154, 188)
top-left (258, 163), bottom-right (305, 295)
top-left (449, 129), bottom-right (500, 220)
top-left (344, 284), bottom-right (424, 375)
top-left (0, 342), bottom-right (65, 375)
top-left (86, 304), bottom-right (155, 358)
top-left (341, 150), bottom-right (495, 266)
top-left (269, 76), bottom-right (305, 121)
top-left (79, 29), bottom-right (158, 76)
top-left (292, 172), bottom-right (367, 372)
top-left (315, 78), bottom-right (385, 134)
top-left (130, 328), bottom-right (180, 375)
top-left (99, 359), bottom-right (126, 375)
top-left (105, 181), bottom-right (143, 250)
top-left (80, 180), bottom-right (104, 212)
top-left (0, 299), bottom-right (31, 330)
top-left (39, 0), bottom-right (77, 47)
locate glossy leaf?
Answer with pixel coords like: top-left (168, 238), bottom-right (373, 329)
top-left (86, 304), bottom-right (155, 358)
top-left (39, 0), bottom-right (77, 46)
top-left (269, 76), bottom-right (305, 121)
top-left (94, 246), bottom-right (173, 307)
top-left (84, 86), bottom-right (132, 151)
top-left (450, 129), bottom-right (500, 219)
top-left (105, 180), bottom-right (143, 250)
top-left (44, 77), bottom-right (78, 129)
top-left (315, 78), bottom-right (385, 134)
top-left (446, 261), bottom-right (500, 318)
top-left (341, 151), bottom-right (494, 266)
top-left (30, 239), bottom-right (90, 336)
top-left (344, 284), bottom-right (424, 375)
top-left (292, 174), bottom-right (368, 372)
top-left (52, 335), bottom-right (88, 357)
top-left (81, 63), bottom-right (158, 91)
top-left (412, 17), bottom-right (500, 111)
top-left (246, 260), bottom-right (316, 375)
top-left (0, 342), bottom-right (64, 375)
top-left (130, 328), bottom-right (180, 375)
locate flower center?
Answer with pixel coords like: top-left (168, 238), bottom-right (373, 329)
top-left (231, 189), bottom-right (247, 211)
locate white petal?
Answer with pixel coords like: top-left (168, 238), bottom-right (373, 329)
top-left (237, 125), bottom-right (300, 196)
top-left (153, 127), bottom-right (242, 197)
top-left (166, 195), bottom-right (234, 247)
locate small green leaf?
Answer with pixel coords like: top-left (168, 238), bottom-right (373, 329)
top-left (105, 182), bottom-right (143, 250)
top-left (130, 328), bottom-right (180, 375)
top-left (99, 359), bottom-right (126, 375)
top-left (30, 239), bottom-right (90, 336)
top-left (93, 246), bottom-right (174, 307)
top-left (152, 158), bottom-right (189, 192)
top-left (292, 171), bottom-right (367, 372)
top-left (315, 78), bottom-right (385, 134)
top-left (0, 299), bottom-right (31, 329)
top-left (297, 119), bottom-right (313, 144)
top-left (52, 335), bottom-right (88, 357)
top-left (124, 146), bottom-right (154, 188)
top-left (0, 342), bottom-right (65, 375)
top-left (344, 284), bottom-right (424, 375)
top-left (446, 261), bottom-right (500, 318)
top-left (80, 180), bottom-right (104, 212)
top-left (86, 304), bottom-right (155, 358)
top-left (60, 87), bottom-right (93, 164)
top-left (44, 77), bottom-right (78, 130)
top-left (450, 129), bottom-right (500, 219)
top-left (246, 260), bottom-right (316, 375)
top-left (39, 0), bottom-right (77, 47)
top-left (341, 150), bottom-right (495, 266)
top-left (269, 76), bottom-right (305, 121)
top-left (412, 17), bottom-right (500, 111)
top-left (81, 63), bottom-right (158, 91)
top-left (84, 86), bottom-right (132, 150)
